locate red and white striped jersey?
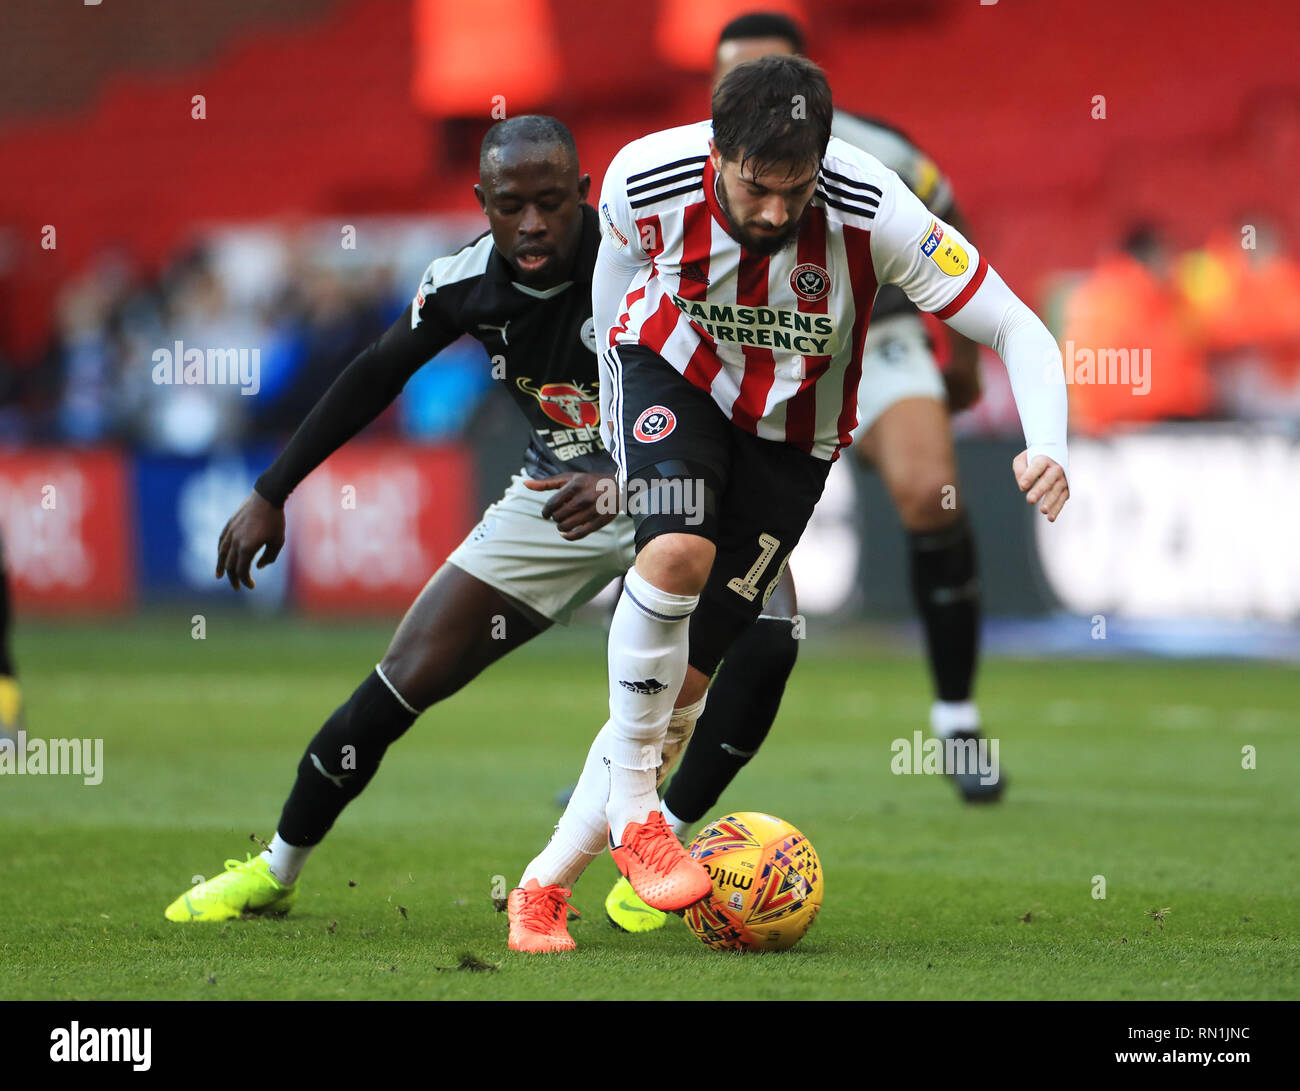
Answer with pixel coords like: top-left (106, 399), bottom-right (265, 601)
top-left (596, 120), bottom-right (988, 461)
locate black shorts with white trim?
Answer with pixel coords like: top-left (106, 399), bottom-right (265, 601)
top-left (614, 344), bottom-right (829, 674)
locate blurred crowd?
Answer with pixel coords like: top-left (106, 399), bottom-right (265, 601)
top-left (2, 213), bottom-right (1299, 454)
top-left (0, 238), bottom-right (417, 453)
top-left (1059, 218), bottom-right (1300, 434)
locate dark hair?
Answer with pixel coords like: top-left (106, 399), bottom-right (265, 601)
top-left (1121, 223), bottom-right (1164, 263)
top-left (711, 55), bottom-right (832, 179)
top-left (717, 11), bottom-right (805, 54)
top-left (479, 115), bottom-right (578, 176)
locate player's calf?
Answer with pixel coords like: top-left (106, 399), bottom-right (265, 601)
top-left (275, 668), bottom-right (419, 848)
top-left (662, 615), bottom-right (799, 830)
top-left (604, 569), bottom-right (698, 836)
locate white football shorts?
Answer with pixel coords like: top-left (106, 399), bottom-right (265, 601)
top-left (446, 469), bottom-right (636, 624)
top-left (852, 312), bottom-right (947, 440)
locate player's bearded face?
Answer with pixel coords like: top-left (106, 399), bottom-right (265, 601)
top-left (712, 152), bottom-right (818, 257)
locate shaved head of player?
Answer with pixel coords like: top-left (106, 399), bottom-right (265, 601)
top-left (708, 55), bottom-right (832, 257)
top-left (476, 116), bottom-right (591, 290)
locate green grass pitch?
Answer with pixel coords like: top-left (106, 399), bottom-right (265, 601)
top-left (1, 613), bottom-right (1296, 1000)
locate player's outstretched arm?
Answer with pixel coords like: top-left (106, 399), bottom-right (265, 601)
top-left (942, 323), bottom-right (982, 414)
top-left (936, 204), bottom-right (982, 413)
top-left (870, 177), bottom-right (1069, 519)
top-left (1012, 450), bottom-right (1069, 522)
top-left (215, 489), bottom-right (285, 591)
top-left (217, 309), bottom-right (452, 590)
top-left (253, 314), bottom-right (447, 509)
top-left (938, 266), bottom-right (1069, 520)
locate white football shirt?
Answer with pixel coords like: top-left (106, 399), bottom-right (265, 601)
top-left (595, 120), bottom-right (988, 461)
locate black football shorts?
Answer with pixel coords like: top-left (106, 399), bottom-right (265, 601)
top-left (605, 343), bottom-right (830, 674)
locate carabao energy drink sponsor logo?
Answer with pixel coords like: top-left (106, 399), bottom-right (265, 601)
top-left (515, 377), bottom-right (600, 428)
top-left (670, 296), bottom-right (836, 355)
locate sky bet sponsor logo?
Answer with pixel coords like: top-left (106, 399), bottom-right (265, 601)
top-left (671, 296), bottom-right (836, 355)
top-left (600, 202), bottom-right (629, 249)
top-left (921, 222), bottom-right (945, 257)
top-left (921, 221), bottom-right (969, 276)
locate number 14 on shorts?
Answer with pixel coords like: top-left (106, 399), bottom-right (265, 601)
top-left (727, 533), bottom-right (788, 606)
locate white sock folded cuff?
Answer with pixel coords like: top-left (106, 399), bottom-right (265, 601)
top-left (622, 567), bottom-right (699, 621)
top-left (521, 826), bottom-right (602, 890)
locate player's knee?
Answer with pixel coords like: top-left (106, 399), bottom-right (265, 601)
top-left (636, 533), bottom-right (715, 596)
top-left (894, 469), bottom-right (962, 531)
top-left (851, 424), bottom-right (879, 467)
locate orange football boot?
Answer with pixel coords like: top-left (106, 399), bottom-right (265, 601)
top-left (507, 879), bottom-right (577, 952)
top-left (609, 810), bottom-right (712, 911)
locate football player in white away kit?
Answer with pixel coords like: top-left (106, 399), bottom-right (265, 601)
top-left (598, 11), bottom-right (1002, 935)
top-left (712, 14), bottom-right (997, 798)
top-left (506, 55), bottom-right (1068, 951)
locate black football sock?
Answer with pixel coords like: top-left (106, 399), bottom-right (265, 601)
top-left (908, 514), bottom-right (980, 706)
top-left (276, 669), bottom-right (419, 846)
top-left (664, 616), bottom-right (798, 825)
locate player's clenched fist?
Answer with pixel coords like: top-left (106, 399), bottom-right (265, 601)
top-left (1013, 451), bottom-right (1069, 522)
top-left (215, 489), bottom-right (286, 591)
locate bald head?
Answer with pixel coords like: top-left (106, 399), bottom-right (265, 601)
top-left (479, 115), bottom-right (578, 180)
top-left (473, 115), bottom-right (590, 289)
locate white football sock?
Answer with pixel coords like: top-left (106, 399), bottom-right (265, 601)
top-left (657, 693), bottom-right (706, 790)
top-left (520, 830), bottom-right (601, 891)
top-left (660, 799), bottom-right (692, 842)
top-left (930, 700), bottom-right (980, 738)
top-left (605, 568), bottom-right (697, 838)
top-left (262, 833), bottom-right (312, 885)
top-left (521, 722), bottom-right (613, 888)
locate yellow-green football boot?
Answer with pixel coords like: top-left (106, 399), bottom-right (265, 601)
top-left (604, 875), bottom-right (668, 933)
top-left (164, 855), bottom-right (298, 922)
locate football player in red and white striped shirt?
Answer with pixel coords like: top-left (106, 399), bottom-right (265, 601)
top-left (513, 55), bottom-right (1068, 947)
